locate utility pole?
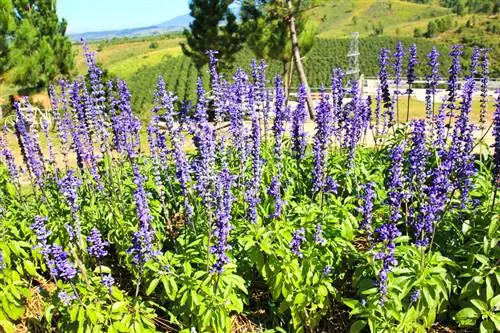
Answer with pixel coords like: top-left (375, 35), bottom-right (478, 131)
top-left (346, 32), bottom-right (360, 83)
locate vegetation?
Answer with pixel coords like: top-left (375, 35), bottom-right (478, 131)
top-left (0, 39), bottom-right (498, 333)
top-left (181, 0), bottom-right (243, 70)
top-left (0, 0), bottom-right (74, 89)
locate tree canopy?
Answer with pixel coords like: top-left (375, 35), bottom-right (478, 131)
top-left (1, 0), bottom-right (74, 89)
top-left (181, 0), bottom-right (244, 70)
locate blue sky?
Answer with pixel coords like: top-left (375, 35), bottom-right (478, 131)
top-left (57, 0), bottom-right (190, 34)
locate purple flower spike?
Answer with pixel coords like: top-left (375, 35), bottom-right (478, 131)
top-left (290, 228), bottom-right (306, 258)
top-left (86, 228), bottom-right (108, 259)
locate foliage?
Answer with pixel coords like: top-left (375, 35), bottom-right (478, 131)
top-left (181, 0), bottom-right (243, 70)
top-left (1, 0), bottom-right (74, 89)
top-left (0, 40), bottom-right (499, 333)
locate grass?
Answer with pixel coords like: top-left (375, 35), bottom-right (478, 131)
top-left (73, 37), bottom-right (183, 79)
top-left (311, 0), bottom-right (452, 38)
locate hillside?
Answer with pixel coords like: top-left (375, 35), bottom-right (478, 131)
top-left (309, 0), bottom-right (452, 38)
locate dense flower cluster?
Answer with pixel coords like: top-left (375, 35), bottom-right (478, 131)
top-left (87, 228), bottom-right (108, 259)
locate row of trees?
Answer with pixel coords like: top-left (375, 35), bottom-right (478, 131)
top-left (181, 0), bottom-right (319, 118)
top-left (409, 0), bottom-right (499, 15)
top-left (0, 0), bottom-right (73, 90)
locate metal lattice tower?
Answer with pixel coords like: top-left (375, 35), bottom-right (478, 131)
top-left (346, 32), bottom-right (360, 82)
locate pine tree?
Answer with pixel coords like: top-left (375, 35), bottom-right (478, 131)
top-left (181, 0), bottom-right (243, 70)
top-left (0, 0), bottom-right (14, 74)
top-left (1, 0), bottom-right (74, 88)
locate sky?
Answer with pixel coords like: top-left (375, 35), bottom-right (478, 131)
top-left (57, 0), bottom-right (190, 34)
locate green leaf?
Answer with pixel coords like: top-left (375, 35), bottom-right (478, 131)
top-left (294, 293), bottom-right (307, 305)
top-left (86, 307), bottom-right (98, 325)
top-left (490, 294), bottom-right (500, 310)
top-left (113, 321), bottom-right (129, 333)
top-left (111, 301), bottom-right (128, 313)
top-left (343, 298), bottom-right (361, 310)
top-left (490, 313), bottom-right (500, 331)
top-left (454, 307), bottom-right (480, 326)
top-left (350, 320), bottom-right (366, 333)
top-left (146, 278), bottom-right (159, 296)
top-left (23, 260), bottom-right (37, 276)
top-left (0, 320), bottom-right (16, 333)
top-left (341, 220), bottom-right (354, 241)
top-left (471, 299), bottom-right (489, 313)
top-left (480, 320), bottom-right (495, 333)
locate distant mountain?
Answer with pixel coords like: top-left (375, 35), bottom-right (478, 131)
top-left (157, 14), bottom-right (193, 29)
top-left (68, 13), bottom-right (193, 42)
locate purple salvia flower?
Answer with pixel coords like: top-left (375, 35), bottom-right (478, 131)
top-left (331, 68), bottom-right (344, 141)
top-left (157, 77), bottom-right (177, 140)
top-left (479, 49), bottom-right (490, 130)
top-left (57, 170), bottom-right (82, 217)
top-left (211, 168), bottom-right (235, 274)
top-left (47, 244), bottom-right (78, 281)
top-left (192, 122), bottom-right (216, 208)
top-left (492, 91), bottom-right (500, 185)
top-left (393, 41), bottom-right (405, 93)
top-left (469, 46), bottom-right (480, 77)
top-left (415, 157), bottom-right (454, 246)
top-left (101, 274), bottom-right (114, 294)
top-left (410, 289), bottom-right (420, 304)
top-left (359, 182), bottom-right (376, 236)
top-left (374, 222), bottom-right (401, 305)
top-left (173, 132), bottom-right (193, 221)
top-left (408, 120), bottom-right (428, 193)
top-left (127, 164), bottom-right (159, 265)
top-left (272, 75), bottom-right (287, 162)
top-left (406, 44), bottom-right (418, 96)
top-left (374, 85), bottom-right (382, 138)
top-left (345, 80), bottom-right (363, 167)
top-left (116, 80), bottom-right (141, 159)
top-left (312, 88), bottom-right (332, 193)
top-left (425, 47), bottom-right (441, 120)
top-left (291, 84), bottom-right (307, 159)
top-left (246, 87), bottom-right (263, 223)
top-left (14, 101), bottom-right (45, 185)
top-left (378, 48), bottom-right (392, 111)
top-left (446, 45), bottom-right (463, 119)
top-left (207, 50), bottom-right (224, 123)
top-left (58, 291), bottom-right (77, 306)
top-left (314, 223), bottom-right (326, 246)
top-left (290, 228), bottom-right (306, 258)
top-left (324, 176), bottom-right (339, 194)
top-left (450, 77), bottom-right (477, 208)
top-left (267, 176), bottom-right (283, 218)
top-left (0, 250), bottom-right (5, 270)
top-left (229, 68), bottom-right (248, 162)
top-left (387, 143), bottom-right (406, 223)
top-left (86, 228), bottom-right (108, 259)
top-left (0, 128), bottom-right (18, 180)
top-left (82, 39), bottom-right (109, 153)
top-left (194, 78), bottom-right (208, 123)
